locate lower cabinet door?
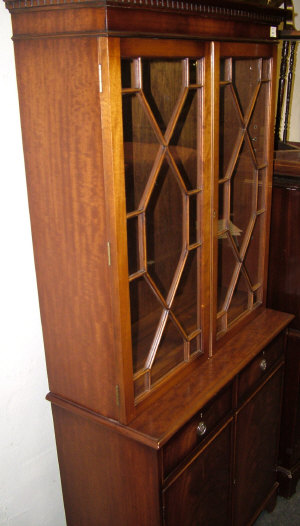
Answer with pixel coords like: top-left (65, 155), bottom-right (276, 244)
top-left (234, 367), bottom-right (283, 526)
top-left (163, 421), bottom-right (232, 526)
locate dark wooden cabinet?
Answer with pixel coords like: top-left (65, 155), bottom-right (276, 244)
top-left (268, 151), bottom-right (300, 497)
top-left (234, 367), bottom-right (283, 525)
top-left (163, 422), bottom-right (233, 526)
top-left (3, 0), bottom-right (293, 524)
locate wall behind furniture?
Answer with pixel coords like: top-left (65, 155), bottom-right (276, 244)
top-left (0, 5), bottom-right (66, 526)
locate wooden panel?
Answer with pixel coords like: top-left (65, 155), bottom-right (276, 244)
top-left (163, 421), bottom-right (232, 526)
top-left (51, 404), bottom-right (162, 526)
top-left (11, 8), bottom-right (106, 37)
top-left (107, 7), bottom-right (275, 41)
top-left (120, 38), bottom-right (205, 58)
top-left (220, 42), bottom-right (274, 58)
top-left (234, 367), bottom-right (283, 526)
top-left (13, 36), bottom-right (119, 419)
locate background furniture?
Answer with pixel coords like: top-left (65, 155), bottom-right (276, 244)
top-left (4, 1), bottom-right (293, 524)
top-left (268, 150), bottom-right (300, 498)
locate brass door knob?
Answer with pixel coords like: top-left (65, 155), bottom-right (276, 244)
top-left (259, 358), bottom-right (267, 371)
top-left (196, 421), bottom-right (207, 437)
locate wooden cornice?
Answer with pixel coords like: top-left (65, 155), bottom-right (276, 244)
top-left (3, 0), bottom-right (291, 26)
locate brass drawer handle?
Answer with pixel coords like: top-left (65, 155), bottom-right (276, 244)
top-left (196, 421), bottom-right (207, 437)
top-left (259, 358), bottom-right (267, 372)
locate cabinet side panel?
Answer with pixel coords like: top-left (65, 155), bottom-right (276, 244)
top-left (13, 36), bottom-right (118, 419)
top-left (51, 404), bottom-right (161, 526)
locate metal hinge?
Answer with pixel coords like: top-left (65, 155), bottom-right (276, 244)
top-left (115, 385), bottom-right (120, 407)
top-left (107, 241), bottom-right (111, 266)
top-left (98, 64), bottom-right (102, 93)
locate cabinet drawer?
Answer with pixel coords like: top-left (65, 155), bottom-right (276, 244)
top-left (163, 383), bottom-right (232, 478)
top-left (238, 332), bottom-right (285, 402)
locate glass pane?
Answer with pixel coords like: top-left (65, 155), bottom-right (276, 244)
top-left (134, 373), bottom-right (148, 399)
top-left (257, 168), bottom-right (266, 211)
top-left (248, 82), bottom-right (270, 166)
top-left (230, 140), bottom-right (257, 251)
top-left (127, 216), bottom-right (140, 276)
top-left (146, 161), bottom-right (183, 299)
top-left (142, 59), bottom-right (183, 134)
top-left (169, 89), bottom-right (200, 190)
top-left (227, 271), bottom-right (250, 325)
top-left (261, 59), bottom-right (271, 81)
top-left (232, 59), bottom-right (260, 117)
top-left (130, 276), bottom-right (163, 374)
top-left (189, 192), bottom-right (201, 245)
top-left (189, 59), bottom-right (203, 85)
top-left (217, 234), bottom-right (238, 313)
top-left (150, 317), bottom-right (184, 386)
top-left (244, 213), bottom-right (264, 288)
top-left (220, 58), bottom-right (232, 82)
top-left (190, 334), bottom-right (202, 355)
top-left (121, 58), bottom-right (134, 89)
top-left (122, 93), bottom-right (160, 212)
top-left (219, 84), bottom-right (242, 180)
top-left (171, 248), bottom-right (200, 336)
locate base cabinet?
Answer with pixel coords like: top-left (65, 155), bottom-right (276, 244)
top-left (234, 368), bottom-right (283, 525)
top-left (49, 324), bottom-right (287, 526)
top-left (163, 422), bottom-right (232, 526)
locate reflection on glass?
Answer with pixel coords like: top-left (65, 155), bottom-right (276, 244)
top-left (122, 56), bottom-right (204, 397)
top-left (230, 140), bottom-right (257, 251)
top-left (217, 234), bottom-right (238, 313)
top-left (261, 59), bottom-right (271, 81)
top-left (244, 213), bottom-right (264, 288)
top-left (122, 94), bottom-right (160, 212)
top-left (220, 58), bottom-right (232, 82)
top-left (172, 248), bottom-right (200, 336)
top-left (130, 276), bottom-right (163, 374)
top-left (232, 59), bottom-right (260, 117)
top-left (169, 89), bottom-right (199, 190)
top-left (142, 59), bottom-right (183, 134)
top-left (248, 82), bottom-right (269, 166)
top-left (190, 334), bottom-right (201, 355)
top-left (151, 317), bottom-right (184, 385)
top-left (217, 55), bottom-right (270, 335)
top-left (257, 169), bottom-right (266, 211)
top-left (219, 84), bottom-right (242, 180)
top-left (127, 216), bottom-right (140, 276)
top-left (227, 271), bottom-right (250, 324)
top-left (189, 193), bottom-right (200, 245)
top-left (146, 161), bottom-right (183, 299)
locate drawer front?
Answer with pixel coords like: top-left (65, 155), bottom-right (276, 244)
top-left (163, 383), bottom-right (232, 478)
top-left (238, 331), bottom-right (285, 402)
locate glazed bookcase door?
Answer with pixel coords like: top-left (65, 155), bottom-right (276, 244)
top-left (215, 43), bottom-right (275, 341)
top-left (120, 40), bottom-right (209, 402)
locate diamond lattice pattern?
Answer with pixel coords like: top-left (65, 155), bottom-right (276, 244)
top-left (121, 58), bottom-right (203, 397)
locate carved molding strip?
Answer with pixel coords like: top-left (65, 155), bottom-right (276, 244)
top-left (4, 0), bottom-right (289, 25)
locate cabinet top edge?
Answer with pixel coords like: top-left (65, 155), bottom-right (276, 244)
top-left (48, 309), bottom-right (293, 449)
top-left (3, 0), bottom-right (290, 26)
